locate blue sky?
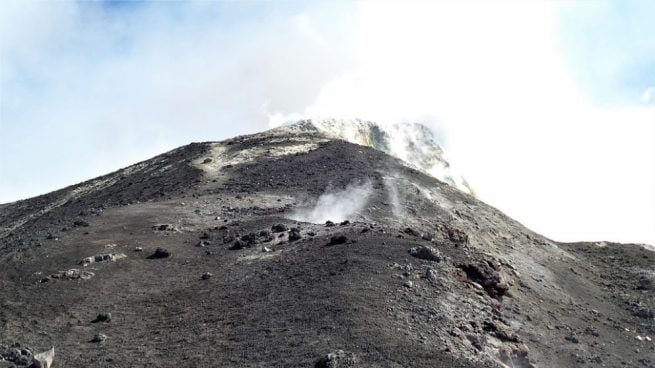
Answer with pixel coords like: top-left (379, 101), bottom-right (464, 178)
top-left (1, 0), bottom-right (653, 245)
top-left (558, 1), bottom-right (655, 106)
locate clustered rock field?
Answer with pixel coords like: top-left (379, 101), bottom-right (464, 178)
top-left (0, 123), bottom-right (653, 367)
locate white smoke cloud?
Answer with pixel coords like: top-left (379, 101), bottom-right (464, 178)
top-left (383, 176), bottom-right (404, 219)
top-left (642, 86), bottom-right (655, 105)
top-left (266, 2), bottom-right (655, 245)
top-left (289, 181), bottom-right (373, 224)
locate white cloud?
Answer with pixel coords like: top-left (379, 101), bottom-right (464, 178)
top-left (1, 1), bottom-right (653, 245)
top-left (643, 86), bottom-right (655, 104)
top-left (269, 1), bottom-right (655, 245)
top-left (0, 2), bottom-right (354, 202)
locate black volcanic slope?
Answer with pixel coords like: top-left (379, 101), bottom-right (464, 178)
top-left (0, 125), bottom-right (653, 368)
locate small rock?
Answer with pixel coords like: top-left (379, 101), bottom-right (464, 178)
top-left (314, 349), bottom-right (356, 368)
top-left (404, 280), bottom-right (414, 288)
top-left (271, 224), bottom-right (288, 233)
top-left (289, 228), bottom-right (302, 241)
top-left (240, 233), bottom-right (257, 245)
top-left (446, 227), bottom-right (469, 245)
top-left (636, 335), bottom-right (643, 341)
top-left (14, 354), bottom-right (30, 366)
top-left (147, 247), bottom-right (171, 259)
top-left (92, 313), bottom-right (112, 323)
top-left (202, 158), bottom-right (213, 164)
top-left (633, 305), bottom-right (654, 319)
top-left (325, 221), bottom-right (335, 227)
top-left (403, 227), bottom-right (421, 237)
top-left (262, 246), bottom-right (272, 253)
top-left (73, 219), bottom-right (89, 227)
top-left (340, 220), bottom-right (350, 226)
top-left (425, 268), bottom-right (439, 281)
top-left (51, 269), bottom-right (95, 281)
top-left (90, 333), bottom-right (107, 343)
top-left (32, 346), bottom-right (55, 368)
top-left (327, 235), bottom-right (348, 246)
top-left (408, 245), bottom-right (442, 262)
top-left (201, 272), bottom-right (212, 280)
top-left (134, 247), bottom-right (143, 252)
top-left (230, 240), bottom-right (246, 250)
top-left (458, 261), bottom-right (508, 299)
top-left (79, 253), bottom-right (127, 267)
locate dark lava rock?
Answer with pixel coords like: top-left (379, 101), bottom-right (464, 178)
top-left (466, 333), bottom-right (485, 351)
top-left (315, 349), bottom-right (356, 368)
top-left (499, 344), bottom-right (531, 367)
top-left (425, 268), bottom-right (439, 281)
top-left (72, 219), bottom-right (89, 227)
top-left (289, 228), bottom-right (302, 241)
top-left (0, 344), bottom-right (33, 366)
top-left (229, 240), bottom-right (246, 250)
top-left (327, 235), bottom-right (348, 246)
top-left (408, 245), bottom-right (442, 262)
top-left (271, 224), bottom-right (288, 233)
top-left (147, 247), bottom-right (171, 259)
top-left (240, 232), bottom-right (258, 246)
top-left (90, 333), bottom-right (107, 343)
top-left (258, 230), bottom-right (274, 242)
top-left (637, 276), bottom-right (654, 290)
top-left (202, 158), bottom-right (213, 164)
top-left (565, 335), bottom-right (579, 343)
top-left (325, 221), bottom-right (335, 227)
top-left (447, 227), bottom-right (469, 245)
top-left (92, 312), bottom-right (112, 323)
top-left (340, 220), bottom-right (350, 226)
top-left (633, 304), bottom-right (654, 319)
top-left (458, 261), bottom-right (508, 300)
top-left (482, 321), bottom-right (521, 342)
top-left (403, 227), bottom-right (421, 237)
top-left (201, 272), bottom-right (212, 280)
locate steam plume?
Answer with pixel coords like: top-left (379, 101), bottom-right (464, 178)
top-left (289, 181), bottom-right (373, 223)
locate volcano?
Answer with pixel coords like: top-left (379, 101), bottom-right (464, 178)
top-left (0, 121), bottom-right (653, 368)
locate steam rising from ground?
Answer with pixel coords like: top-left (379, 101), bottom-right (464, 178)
top-left (383, 176), bottom-right (404, 218)
top-left (290, 181), bottom-right (373, 224)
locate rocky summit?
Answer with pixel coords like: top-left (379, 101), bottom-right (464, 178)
top-left (0, 122), bottom-right (653, 367)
